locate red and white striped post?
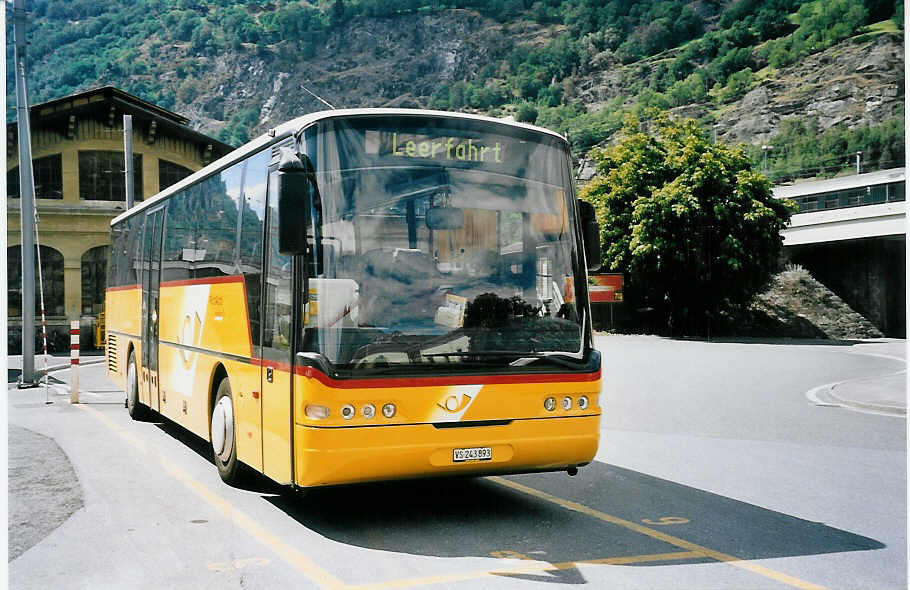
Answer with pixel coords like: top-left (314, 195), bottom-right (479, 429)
top-left (70, 320), bottom-right (80, 404)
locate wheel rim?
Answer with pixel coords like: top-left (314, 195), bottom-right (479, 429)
top-left (211, 395), bottom-right (234, 462)
top-left (127, 359), bottom-right (137, 410)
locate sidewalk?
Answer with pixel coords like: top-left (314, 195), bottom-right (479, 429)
top-left (819, 340), bottom-right (907, 416)
top-left (828, 372), bottom-right (907, 415)
top-left (7, 353), bottom-right (105, 385)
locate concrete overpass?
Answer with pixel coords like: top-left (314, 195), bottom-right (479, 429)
top-left (773, 168), bottom-right (905, 337)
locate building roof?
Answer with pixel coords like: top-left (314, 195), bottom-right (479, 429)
top-left (773, 168), bottom-right (906, 199)
top-left (7, 85), bottom-right (233, 155)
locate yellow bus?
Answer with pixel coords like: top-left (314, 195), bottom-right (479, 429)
top-left (105, 109), bottom-right (603, 487)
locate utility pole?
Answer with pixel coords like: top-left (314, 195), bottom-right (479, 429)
top-left (124, 115), bottom-right (135, 209)
top-left (761, 145), bottom-right (773, 174)
top-left (14, 0), bottom-right (37, 386)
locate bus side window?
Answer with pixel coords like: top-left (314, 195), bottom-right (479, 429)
top-left (161, 190), bottom-right (194, 283)
top-left (108, 225), bottom-right (126, 289)
top-left (194, 176), bottom-right (239, 279)
top-left (126, 216), bottom-right (144, 287)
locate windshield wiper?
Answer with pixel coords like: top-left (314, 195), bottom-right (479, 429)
top-left (422, 351), bottom-right (584, 369)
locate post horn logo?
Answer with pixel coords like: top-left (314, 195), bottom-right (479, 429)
top-left (438, 394), bottom-right (472, 413)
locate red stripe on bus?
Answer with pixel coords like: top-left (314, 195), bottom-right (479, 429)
top-left (160, 275), bottom-right (245, 288)
top-left (251, 358), bottom-right (600, 388)
top-left (106, 284), bottom-right (140, 292)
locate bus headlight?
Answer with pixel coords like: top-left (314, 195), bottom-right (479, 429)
top-left (544, 397), bottom-right (556, 411)
top-left (382, 403), bottom-right (396, 418)
top-left (362, 403), bottom-right (376, 419)
top-left (561, 396), bottom-right (573, 411)
top-left (305, 404), bottom-right (330, 419)
top-left (341, 404), bottom-right (355, 420)
top-left (577, 396), bottom-right (589, 410)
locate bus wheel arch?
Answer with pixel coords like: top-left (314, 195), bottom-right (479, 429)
top-left (125, 344), bottom-right (148, 420)
top-left (208, 363), bottom-right (228, 435)
top-left (209, 365), bottom-right (242, 484)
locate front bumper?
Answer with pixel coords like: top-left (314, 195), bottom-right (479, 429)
top-left (294, 415), bottom-right (600, 487)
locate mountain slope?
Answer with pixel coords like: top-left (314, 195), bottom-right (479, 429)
top-left (5, 0), bottom-right (904, 175)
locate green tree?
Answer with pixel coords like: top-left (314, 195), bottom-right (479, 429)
top-left (579, 114), bottom-right (795, 336)
top-left (667, 71), bottom-right (707, 106)
top-left (715, 68), bottom-right (755, 103)
top-left (516, 102), bottom-right (539, 123)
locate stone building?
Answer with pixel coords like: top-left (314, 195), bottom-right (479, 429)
top-left (7, 86), bottom-right (233, 352)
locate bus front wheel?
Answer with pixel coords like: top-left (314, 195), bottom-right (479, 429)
top-left (126, 351), bottom-right (149, 420)
top-left (211, 378), bottom-right (242, 484)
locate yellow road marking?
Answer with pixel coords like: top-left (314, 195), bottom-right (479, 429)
top-left (346, 550), bottom-right (705, 590)
top-left (75, 404), bottom-right (345, 590)
top-left (75, 402), bottom-right (829, 590)
top-left (77, 402), bottom-right (150, 453)
top-left (491, 476), bottom-right (829, 590)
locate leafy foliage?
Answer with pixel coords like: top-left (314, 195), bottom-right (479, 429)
top-left (579, 114), bottom-right (796, 336)
top-left (762, 0), bottom-right (869, 68)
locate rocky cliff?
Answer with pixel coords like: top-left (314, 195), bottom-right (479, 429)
top-left (576, 31), bottom-right (903, 146)
top-left (162, 11), bottom-right (562, 139)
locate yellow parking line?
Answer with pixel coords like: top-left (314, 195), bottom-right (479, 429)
top-left (75, 404), bottom-right (345, 590)
top-left (491, 476), bottom-right (829, 590)
top-left (75, 401), bottom-right (829, 590)
top-left (584, 550), bottom-right (705, 565)
top-left (346, 550), bottom-right (706, 590)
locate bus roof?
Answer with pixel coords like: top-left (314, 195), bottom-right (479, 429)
top-left (110, 108), bottom-right (568, 226)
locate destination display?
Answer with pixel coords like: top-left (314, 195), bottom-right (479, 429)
top-left (351, 119), bottom-right (570, 179)
top-left (365, 130), bottom-right (505, 164)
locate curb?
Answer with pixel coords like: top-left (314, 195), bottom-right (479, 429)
top-left (809, 371), bottom-right (907, 416)
top-left (827, 383), bottom-right (907, 416)
top-left (43, 358), bottom-right (106, 373)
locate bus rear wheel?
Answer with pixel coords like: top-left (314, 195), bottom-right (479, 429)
top-left (211, 378), bottom-right (242, 484)
top-left (125, 351), bottom-right (149, 420)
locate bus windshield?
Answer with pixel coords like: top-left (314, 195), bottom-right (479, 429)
top-left (300, 115), bottom-right (584, 374)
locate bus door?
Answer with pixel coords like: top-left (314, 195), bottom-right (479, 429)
top-left (140, 205), bottom-right (165, 412)
top-left (259, 169), bottom-right (294, 484)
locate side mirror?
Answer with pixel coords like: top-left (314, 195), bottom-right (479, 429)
top-left (277, 148), bottom-right (312, 256)
top-left (577, 199), bottom-right (601, 272)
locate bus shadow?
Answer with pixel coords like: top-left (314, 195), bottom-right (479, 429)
top-left (266, 461), bottom-right (883, 581)
top-left (153, 419), bottom-right (285, 495)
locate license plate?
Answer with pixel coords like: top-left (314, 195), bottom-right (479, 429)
top-left (453, 447), bottom-right (492, 462)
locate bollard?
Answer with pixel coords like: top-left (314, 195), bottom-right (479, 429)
top-left (70, 320), bottom-right (80, 404)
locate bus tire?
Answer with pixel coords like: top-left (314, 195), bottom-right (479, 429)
top-left (126, 351), bottom-right (149, 420)
top-left (211, 378), bottom-right (242, 484)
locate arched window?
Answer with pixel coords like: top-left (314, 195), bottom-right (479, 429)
top-left (82, 246), bottom-right (110, 316)
top-left (159, 159), bottom-right (194, 191)
top-left (7, 245), bottom-right (65, 317)
top-left (7, 154), bottom-right (64, 199)
top-left (78, 151), bottom-right (143, 201)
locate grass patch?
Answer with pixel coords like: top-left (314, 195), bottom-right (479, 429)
top-left (865, 19), bottom-right (900, 34)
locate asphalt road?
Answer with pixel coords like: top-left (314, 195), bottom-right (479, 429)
top-left (7, 336), bottom-right (906, 589)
